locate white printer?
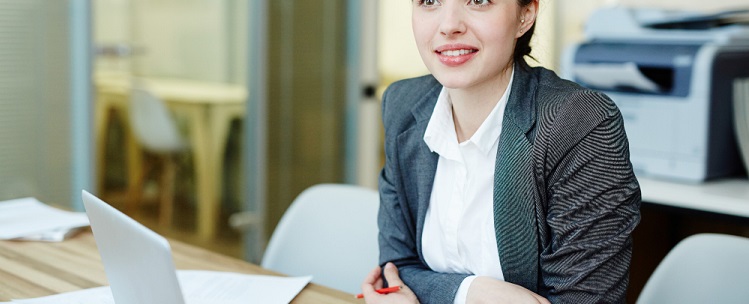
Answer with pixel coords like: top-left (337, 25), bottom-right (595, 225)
top-left (562, 7), bottom-right (749, 182)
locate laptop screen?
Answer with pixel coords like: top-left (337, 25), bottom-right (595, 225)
top-left (82, 190), bottom-right (185, 304)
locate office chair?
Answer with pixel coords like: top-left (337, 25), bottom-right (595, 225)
top-left (128, 81), bottom-right (188, 227)
top-left (261, 184), bottom-right (380, 295)
top-left (637, 233), bottom-right (749, 304)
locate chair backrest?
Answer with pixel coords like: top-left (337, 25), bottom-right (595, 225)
top-left (261, 184), bottom-right (380, 295)
top-left (128, 82), bottom-right (185, 153)
top-left (637, 233), bottom-right (749, 304)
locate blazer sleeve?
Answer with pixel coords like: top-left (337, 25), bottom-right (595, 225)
top-left (377, 83), bottom-right (469, 303)
top-left (538, 91), bottom-right (641, 303)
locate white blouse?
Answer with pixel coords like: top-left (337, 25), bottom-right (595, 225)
top-left (422, 70), bottom-right (514, 304)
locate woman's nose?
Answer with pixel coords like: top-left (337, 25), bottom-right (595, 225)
top-left (439, 4), bottom-right (467, 38)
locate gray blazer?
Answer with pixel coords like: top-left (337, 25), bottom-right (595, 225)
top-left (378, 65), bottom-right (641, 303)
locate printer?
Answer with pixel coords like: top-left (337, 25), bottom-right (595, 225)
top-left (562, 7), bottom-right (749, 182)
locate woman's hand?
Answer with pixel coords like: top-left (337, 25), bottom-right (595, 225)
top-left (467, 277), bottom-right (550, 304)
top-left (360, 262), bottom-right (419, 304)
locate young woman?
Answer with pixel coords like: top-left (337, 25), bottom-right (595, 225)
top-left (361, 0), bottom-right (641, 303)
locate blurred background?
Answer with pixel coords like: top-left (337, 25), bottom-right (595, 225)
top-left (1, 0), bottom-right (748, 301)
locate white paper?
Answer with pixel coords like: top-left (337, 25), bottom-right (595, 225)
top-left (13, 227), bottom-right (85, 242)
top-left (0, 198), bottom-right (89, 240)
top-left (179, 271), bottom-right (312, 304)
top-left (574, 62), bottom-right (661, 93)
top-left (10, 271), bottom-right (312, 304)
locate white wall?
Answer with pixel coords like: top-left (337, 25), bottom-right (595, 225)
top-left (378, 0), bottom-right (428, 84)
top-left (131, 0), bottom-right (228, 82)
top-left (94, 0), bottom-right (131, 73)
top-left (94, 0), bottom-right (130, 43)
top-left (615, 0), bottom-right (745, 10)
top-left (95, 0), bottom-right (245, 83)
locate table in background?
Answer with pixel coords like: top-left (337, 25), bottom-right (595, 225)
top-left (639, 176), bottom-right (749, 217)
top-left (0, 231), bottom-right (357, 303)
top-left (95, 74), bottom-right (246, 240)
top-left (629, 176), bottom-right (749, 300)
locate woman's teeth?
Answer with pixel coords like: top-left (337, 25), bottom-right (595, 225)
top-left (441, 49), bottom-right (475, 56)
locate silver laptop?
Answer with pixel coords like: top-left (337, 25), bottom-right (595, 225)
top-left (82, 190), bottom-right (185, 304)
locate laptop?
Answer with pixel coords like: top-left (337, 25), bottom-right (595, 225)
top-left (82, 190), bottom-right (186, 304)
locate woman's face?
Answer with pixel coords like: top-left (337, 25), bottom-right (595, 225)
top-left (412, 0), bottom-right (525, 90)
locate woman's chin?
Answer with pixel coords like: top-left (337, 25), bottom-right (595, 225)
top-left (434, 77), bottom-right (474, 90)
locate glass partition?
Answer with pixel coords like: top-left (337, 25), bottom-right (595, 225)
top-left (0, 0), bottom-right (91, 210)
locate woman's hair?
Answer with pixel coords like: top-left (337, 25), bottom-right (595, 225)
top-left (514, 0), bottom-right (535, 69)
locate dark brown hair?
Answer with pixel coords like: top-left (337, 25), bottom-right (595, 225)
top-left (514, 0), bottom-right (535, 69)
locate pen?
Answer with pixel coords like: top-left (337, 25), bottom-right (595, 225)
top-left (355, 286), bottom-right (402, 299)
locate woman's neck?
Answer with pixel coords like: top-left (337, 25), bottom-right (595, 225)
top-left (449, 66), bottom-right (513, 143)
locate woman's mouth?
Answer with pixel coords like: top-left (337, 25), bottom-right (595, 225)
top-left (435, 46), bottom-right (478, 67)
top-left (439, 49), bottom-right (476, 57)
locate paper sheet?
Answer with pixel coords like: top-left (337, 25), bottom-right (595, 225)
top-left (10, 270), bottom-right (312, 304)
top-left (574, 62), bottom-right (661, 93)
top-left (0, 198), bottom-right (89, 240)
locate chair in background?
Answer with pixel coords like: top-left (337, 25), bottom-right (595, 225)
top-left (637, 233), bottom-right (749, 304)
top-left (127, 81), bottom-right (188, 227)
top-left (261, 184), bottom-right (380, 295)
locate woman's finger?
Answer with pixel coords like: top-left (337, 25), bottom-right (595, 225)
top-left (361, 267), bottom-right (385, 303)
top-left (532, 293), bottom-right (551, 304)
top-left (382, 262), bottom-right (405, 286)
top-left (361, 265), bottom-right (384, 298)
top-left (362, 266), bottom-right (381, 285)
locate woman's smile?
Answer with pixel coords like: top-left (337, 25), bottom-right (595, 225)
top-left (435, 44), bottom-right (478, 67)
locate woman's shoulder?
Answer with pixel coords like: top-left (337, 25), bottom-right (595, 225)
top-left (381, 75), bottom-right (441, 125)
top-left (532, 67), bottom-right (620, 118)
top-left (384, 74), bottom-right (441, 100)
top-left (527, 67), bottom-right (628, 161)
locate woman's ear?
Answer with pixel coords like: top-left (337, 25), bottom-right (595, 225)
top-left (517, 0), bottom-right (539, 37)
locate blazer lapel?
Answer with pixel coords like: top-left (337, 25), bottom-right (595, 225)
top-left (397, 79), bottom-right (441, 258)
top-left (494, 65), bottom-right (540, 292)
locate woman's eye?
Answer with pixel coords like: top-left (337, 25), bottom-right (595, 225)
top-left (418, 0), bottom-right (440, 6)
top-left (470, 0), bottom-right (491, 6)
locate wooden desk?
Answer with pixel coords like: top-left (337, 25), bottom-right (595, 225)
top-left (0, 231), bottom-right (357, 303)
top-left (95, 75), bottom-right (246, 240)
